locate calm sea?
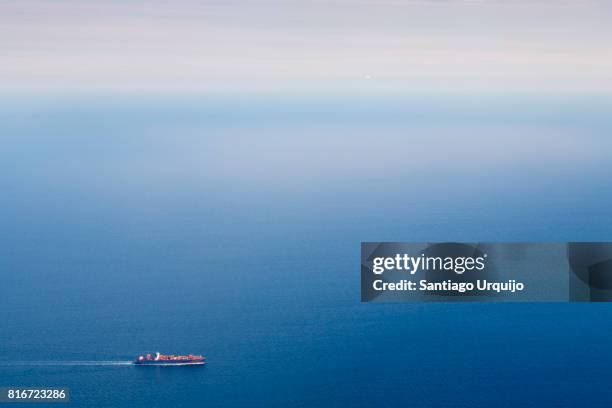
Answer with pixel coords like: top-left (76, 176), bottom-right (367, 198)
top-left (1, 94), bottom-right (612, 407)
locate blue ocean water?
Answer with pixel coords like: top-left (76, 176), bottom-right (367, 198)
top-left (1, 94), bottom-right (612, 407)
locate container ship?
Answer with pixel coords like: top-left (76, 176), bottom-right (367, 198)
top-left (133, 352), bottom-right (206, 366)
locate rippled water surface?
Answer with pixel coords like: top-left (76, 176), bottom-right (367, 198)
top-left (1, 95), bottom-right (612, 407)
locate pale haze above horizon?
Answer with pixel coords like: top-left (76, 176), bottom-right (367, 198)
top-left (2, 0), bottom-right (611, 93)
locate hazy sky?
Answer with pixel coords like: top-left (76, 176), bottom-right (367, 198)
top-left (2, 0), bottom-right (611, 93)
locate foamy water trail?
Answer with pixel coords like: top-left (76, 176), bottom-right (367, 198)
top-left (0, 361), bottom-right (132, 366)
